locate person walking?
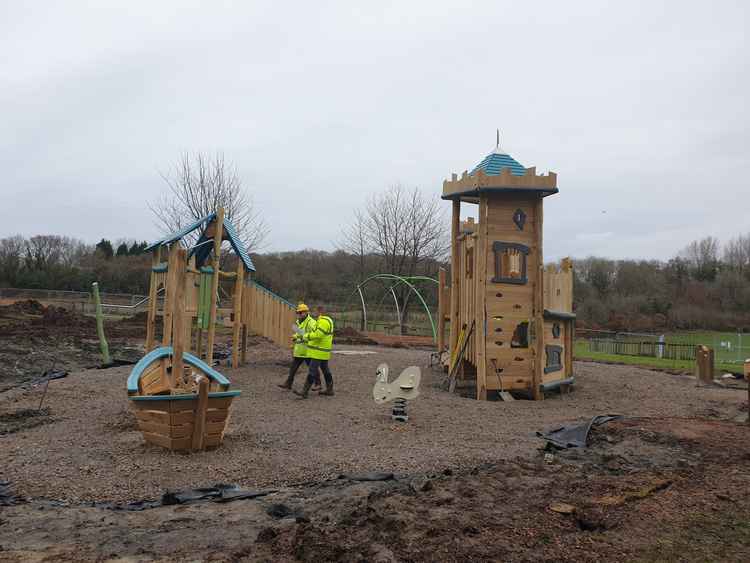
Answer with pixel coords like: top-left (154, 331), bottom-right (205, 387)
top-left (278, 303), bottom-right (316, 390)
top-left (294, 305), bottom-right (334, 399)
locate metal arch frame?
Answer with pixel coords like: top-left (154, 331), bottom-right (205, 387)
top-left (352, 274), bottom-right (439, 341)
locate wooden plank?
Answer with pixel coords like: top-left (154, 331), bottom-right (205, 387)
top-left (142, 378), bottom-right (172, 396)
top-left (476, 193), bottom-right (488, 400)
top-left (138, 420), bottom-right (177, 437)
top-left (135, 410), bottom-right (170, 425)
top-left (533, 197), bottom-right (544, 401)
top-left (192, 377), bottom-right (209, 451)
top-left (206, 208), bottom-right (225, 365)
top-left (543, 369), bottom-right (566, 384)
top-left (485, 376), bottom-right (532, 391)
top-left (162, 243), bottom-right (180, 347)
top-left (145, 246), bottom-right (161, 351)
top-left (171, 410), bottom-right (196, 425)
top-left (449, 199), bottom-right (461, 358)
top-left (171, 247), bottom-right (187, 389)
top-left (206, 408), bottom-right (229, 423)
top-left (437, 268), bottom-right (446, 353)
top-left (233, 260), bottom-right (244, 367)
top-left (204, 434), bottom-right (224, 448)
top-left (131, 399), bottom-right (172, 413)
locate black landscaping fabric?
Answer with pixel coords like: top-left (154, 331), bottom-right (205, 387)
top-left (537, 415), bottom-right (623, 449)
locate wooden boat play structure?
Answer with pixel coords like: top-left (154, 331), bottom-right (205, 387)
top-left (127, 346), bottom-right (240, 451)
top-left (126, 208), bottom-right (250, 451)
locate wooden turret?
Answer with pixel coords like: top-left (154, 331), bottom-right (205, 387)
top-left (439, 136), bottom-right (574, 400)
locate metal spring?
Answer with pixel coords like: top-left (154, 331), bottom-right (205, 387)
top-left (391, 398), bottom-right (408, 422)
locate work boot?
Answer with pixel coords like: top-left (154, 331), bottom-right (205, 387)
top-left (294, 381), bottom-right (312, 399)
top-left (277, 377), bottom-right (293, 390)
top-left (311, 381), bottom-right (322, 391)
top-left (319, 383), bottom-right (334, 396)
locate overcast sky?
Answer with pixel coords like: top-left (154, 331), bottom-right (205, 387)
top-left (1, 1), bottom-right (747, 261)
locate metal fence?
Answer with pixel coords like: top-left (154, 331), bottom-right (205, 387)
top-left (0, 287), bottom-right (151, 316)
top-left (577, 328), bottom-right (750, 368)
top-left (587, 339), bottom-right (697, 361)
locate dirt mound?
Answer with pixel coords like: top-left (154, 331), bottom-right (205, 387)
top-left (0, 299), bottom-right (46, 316)
top-left (34, 305), bottom-right (95, 329)
top-left (335, 326), bottom-right (377, 346)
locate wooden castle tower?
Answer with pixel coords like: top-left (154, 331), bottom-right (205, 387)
top-left (439, 136), bottom-right (575, 400)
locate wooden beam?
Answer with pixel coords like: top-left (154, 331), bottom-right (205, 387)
top-left (191, 377), bottom-right (209, 451)
top-left (145, 246), bottom-right (161, 351)
top-left (476, 195), bottom-right (488, 400)
top-left (532, 196), bottom-right (545, 400)
top-left (437, 267), bottom-right (447, 353)
top-left (171, 247), bottom-right (187, 389)
top-left (206, 207), bottom-right (225, 365)
top-left (232, 259), bottom-right (244, 367)
top-left (162, 243), bottom-right (181, 347)
top-left (449, 199), bottom-right (461, 356)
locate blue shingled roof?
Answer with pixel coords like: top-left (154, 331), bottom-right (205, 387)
top-left (470, 151), bottom-right (526, 177)
top-left (145, 211), bottom-right (256, 272)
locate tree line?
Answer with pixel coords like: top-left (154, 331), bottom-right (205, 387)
top-left (2, 231), bottom-right (749, 332)
top-left (575, 235), bottom-right (750, 332)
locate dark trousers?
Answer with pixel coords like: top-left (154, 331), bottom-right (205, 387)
top-left (307, 358), bottom-right (332, 388)
top-left (288, 357), bottom-right (311, 384)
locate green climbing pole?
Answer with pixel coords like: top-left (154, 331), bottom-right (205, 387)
top-left (92, 282), bottom-right (111, 365)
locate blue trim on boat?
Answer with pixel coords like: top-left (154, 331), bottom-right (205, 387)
top-left (126, 346), bottom-right (232, 395)
top-left (129, 390), bottom-right (242, 401)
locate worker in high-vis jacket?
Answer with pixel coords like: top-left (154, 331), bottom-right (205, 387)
top-left (278, 303), bottom-right (317, 390)
top-left (294, 305), bottom-right (334, 399)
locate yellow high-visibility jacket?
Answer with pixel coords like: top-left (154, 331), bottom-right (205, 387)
top-left (292, 315), bottom-right (316, 358)
top-left (304, 315), bottom-right (334, 360)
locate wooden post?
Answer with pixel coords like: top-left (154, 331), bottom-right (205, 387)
top-left (206, 208), bottom-right (225, 365)
top-left (475, 196), bottom-right (488, 400)
top-left (532, 196), bottom-right (545, 400)
top-left (171, 248), bottom-right (187, 389)
top-left (696, 345), bottom-right (715, 384)
top-left (162, 243), bottom-right (181, 347)
top-left (437, 268), bottom-right (447, 353)
top-left (449, 199), bottom-right (461, 356)
top-left (232, 260), bottom-right (244, 367)
top-left (145, 246), bottom-right (161, 351)
top-left (192, 377), bottom-right (209, 451)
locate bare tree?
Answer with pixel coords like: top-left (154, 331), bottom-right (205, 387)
top-left (724, 233), bottom-right (750, 276)
top-left (340, 184), bottom-right (449, 332)
top-left (151, 152), bottom-right (269, 251)
top-left (341, 185), bottom-right (448, 274)
top-left (0, 235), bottom-right (25, 285)
top-left (680, 236), bottom-right (720, 281)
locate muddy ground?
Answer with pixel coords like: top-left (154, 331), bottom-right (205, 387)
top-left (1, 416), bottom-right (749, 562)
top-left (0, 300), bottom-right (146, 392)
top-left (1, 301), bottom-right (749, 561)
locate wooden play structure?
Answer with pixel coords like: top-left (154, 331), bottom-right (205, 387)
top-left (437, 138), bottom-right (575, 400)
top-left (127, 208), bottom-right (255, 450)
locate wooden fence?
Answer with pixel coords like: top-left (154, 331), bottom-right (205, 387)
top-left (243, 280), bottom-right (295, 349)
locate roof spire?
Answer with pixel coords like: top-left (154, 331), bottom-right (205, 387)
top-left (496, 128), bottom-right (500, 149)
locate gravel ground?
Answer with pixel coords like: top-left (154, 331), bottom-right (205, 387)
top-left (0, 342), bottom-right (746, 504)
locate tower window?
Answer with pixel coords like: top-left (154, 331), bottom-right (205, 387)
top-left (544, 345), bottom-right (563, 373)
top-left (511, 322), bottom-right (529, 348)
top-left (492, 242), bottom-right (529, 285)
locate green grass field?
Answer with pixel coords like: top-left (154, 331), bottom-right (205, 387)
top-left (574, 334), bottom-right (747, 375)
